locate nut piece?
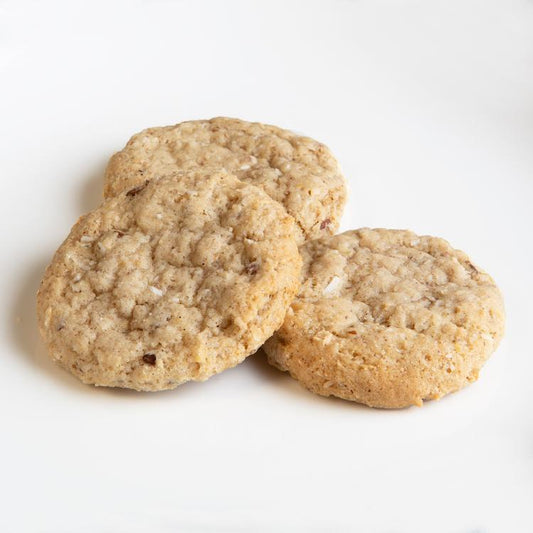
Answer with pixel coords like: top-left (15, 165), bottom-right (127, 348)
top-left (142, 353), bottom-right (157, 366)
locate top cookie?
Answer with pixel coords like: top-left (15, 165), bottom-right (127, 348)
top-left (37, 169), bottom-right (302, 391)
top-left (264, 228), bottom-right (505, 408)
top-left (104, 117), bottom-right (347, 243)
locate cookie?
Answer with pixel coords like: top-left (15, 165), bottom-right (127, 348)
top-left (263, 228), bottom-right (505, 408)
top-left (104, 117), bottom-right (347, 244)
top-left (37, 169), bottom-right (302, 391)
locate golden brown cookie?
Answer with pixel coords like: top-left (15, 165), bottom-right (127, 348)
top-left (264, 228), bottom-right (505, 408)
top-left (104, 117), bottom-right (347, 243)
top-left (37, 170), bottom-right (302, 391)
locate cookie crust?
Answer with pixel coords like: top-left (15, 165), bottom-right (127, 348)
top-left (37, 170), bottom-right (302, 391)
top-left (264, 228), bottom-right (505, 408)
top-left (104, 117), bottom-right (347, 243)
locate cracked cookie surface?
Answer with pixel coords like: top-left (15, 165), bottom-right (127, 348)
top-left (263, 228), bottom-right (505, 408)
top-left (104, 117), bottom-right (347, 243)
top-left (37, 170), bottom-right (302, 391)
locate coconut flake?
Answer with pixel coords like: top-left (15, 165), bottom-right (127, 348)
top-left (323, 276), bottom-right (344, 296)
top-left (149, 286), bottom-right (163, 297)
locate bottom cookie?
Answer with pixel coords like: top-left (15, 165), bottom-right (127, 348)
top-left (263, 228), bottom-right (505, 408)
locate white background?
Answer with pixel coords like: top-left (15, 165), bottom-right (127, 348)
top-left (1, 1), bottom-right (532, 531)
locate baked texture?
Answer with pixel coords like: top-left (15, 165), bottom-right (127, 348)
top-left (263, 228), bottom-right (505, 408)
top-left (37, 170), bottom-right (302, 391)
top-left (104, 117), bottom-right (347, 244)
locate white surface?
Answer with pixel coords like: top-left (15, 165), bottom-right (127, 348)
top-left (1, 1), bottom-right (532, 531)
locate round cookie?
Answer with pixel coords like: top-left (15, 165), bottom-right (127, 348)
top-left (37, 170), bottom-right (302, 391)
top-left (104, 117), bottom-right (347, 244)
top-left (263, 228), bottom-right (505, 408)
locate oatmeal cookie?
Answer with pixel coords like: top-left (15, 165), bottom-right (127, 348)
top-left (264, 228), bottom-right (505, 408)
top-left (37, 170), bottom-right (302, 391)
top-left (104, 117), bottom-right (347, 243)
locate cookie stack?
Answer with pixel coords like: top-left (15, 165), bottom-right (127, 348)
top-left (37, 117), bottom-right (505, 408)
